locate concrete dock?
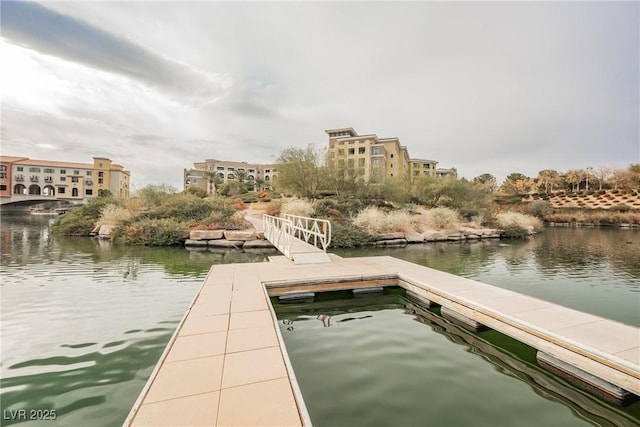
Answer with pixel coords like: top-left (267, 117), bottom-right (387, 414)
top-left (124, 254), bottom-right (640, 426)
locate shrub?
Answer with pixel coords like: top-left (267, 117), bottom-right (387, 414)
top-left (496, 211), bottom-right (542, 237)
top-left (241, 193), bottom-right (259, 203)
top-left (231, 201), bottom-right (246, 210)
top-left (257, 191), bottom-right (268, 199)
top-left (351, 207), bottom-right (417, 234)
top-left (183, 186), bottom-right (209, 198)
top-left (51, 197), bottom-right (119, 236)
top-left (422, 207), bottom-right (461, 230)
top-left (97, 204), bottom-right (134, 226)
top-left (524, 200), bottom-right (552, 219)
top-left (329, 222), bottom-right (373, 248)
top-left (118, 218), bottom-right (188, 246)
top-left (146, 194), bottom-right (213, 221)
top-left (312, 199), bottom-right (346, 223)
top-left (280, 199), bottom-right (314, 217)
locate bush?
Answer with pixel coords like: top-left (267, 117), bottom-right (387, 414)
top-left (146, 194), bottom-right (214, 221)
top-left (524, 200), bottom-right (552, 218)
top-left (422, 207), bottom-right (461, 230)
top-left (118, 218), bottom-right (188, 246)
top-left (496, 211), bottom-right (542, 237)
top-left (352, 206), bottom-right (415, 234)
top-left (97, 204), bottom-right (135, 226)
top-left (51, 197), bottom-right (119, 236)
top-left (329, 222), bottom-right (373, 248)
top-left (280, 199), bottom-right (314, 217)
top-left (241, 193), bottom-right (259, 203)
top-left (183, 186), bottom-right (209, 198)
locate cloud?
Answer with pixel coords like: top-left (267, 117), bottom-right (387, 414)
top-left (1, 1), bottom-right (227, 104)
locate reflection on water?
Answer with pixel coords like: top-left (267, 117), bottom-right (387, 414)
top-left (275, 292), bottom-right (640, 427)
top-left (333, 227), bottom-right (640, 326)
top-left (0, 214), bottom-right (271, 426)
top-left (2, 215), bottom-right (639, 426)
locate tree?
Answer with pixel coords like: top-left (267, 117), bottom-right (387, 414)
top-left (565, 169), bottom-right (584, 192)
top-left (276, 144), bottom-right (323, 198)
top-left (536, 170), bottom-right (560, 194)
top-left (472, 173), bottom-right (497, 193)
top-left (594, 166), bottom-right (612, 191)
top-left (499, 173), bottom-right (533, 194)
top-left (203, 171), bottom-right (222, 196)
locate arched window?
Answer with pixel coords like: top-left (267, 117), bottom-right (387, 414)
top-left (43, 185), bottom-right (55, 196)
top-left (72, 188), bottom-right (79, 197)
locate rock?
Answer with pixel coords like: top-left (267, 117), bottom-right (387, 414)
top-left (185, 239), bottom-right (208, 247)
top-left (373, 238), bottom-right (408, 246)
top-left (98, 225), bottom-right (113, 239)
top-left (243, 240), bottom-right (275, 249)
top-left (374, 232), bottom-right (405, 241)
top-left (447, 234), bottom-right (465, 241)
top-left (405, 231), bottom-right (425, 243)
top-left (224, 230), bottom-right (257, 241)
top-left (189, 229), bottom-right (224, 240)
top-left (465, 234), bottom-right (481, 240)
top-left (208, 240), bottom-right (245, 248)
top-left (256, 230), bottom-right (265, 239)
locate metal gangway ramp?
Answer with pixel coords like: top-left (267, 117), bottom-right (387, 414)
top-left (263, 214), bottom-right (332, 264)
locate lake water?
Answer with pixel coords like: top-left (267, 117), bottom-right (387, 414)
top-left (1, 215), bottom-right (638, 426)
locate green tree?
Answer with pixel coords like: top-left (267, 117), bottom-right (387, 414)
top-left (499, 173), bottom-right (531, 194)
top-left (276, 144), bottom-right (323, 198)
top-left (472, 173), bottom-right (497, 193)
top-left (135, 184), bottom-right (177, 206)
top-left (203, 171), bottom-right (222, 196)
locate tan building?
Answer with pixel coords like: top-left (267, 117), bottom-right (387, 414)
top-left (326, 127), bottom-right (443, 183)
top-left (0, 155), bottom-right (130, 201)
top-left (184, 159), bottom-right (277, 193)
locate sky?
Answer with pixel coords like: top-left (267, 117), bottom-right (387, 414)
top-left (1, 1), bottom-right (638, 190)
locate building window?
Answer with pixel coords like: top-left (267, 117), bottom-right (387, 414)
top-left (29, 167), bottom-right (41, 172)
top-left (390, 154), bottom-right (394, 158)
top-left (227, 167), bottom-right (235, 171)
top-left (217, 166), bottom-right (224, 171)
top-left (60, 169), bottom-right (66, 174)
top-left (72, 188), bottom-right (79, 197)
top-left (0, 173), bottom-right (6, 179)
top-left (17, 166), bottom-right (24, 171)
top-left (71, 177), bottom-right (79, 183)
top-left (372, 158), bottom-right (379, 167)
top-left (358, 147), bottom-right (366, 154)
top-left (60, 177), bottom-right (66, 182)
top-left (0, 185), bottom-right (6, 191)
top-left (58, 187), bottom-right (65, 194)
top-left (348, 148), bottom-right (355, 155)
top-left (74, 170), bottom-right (80, 175)
top-left (98, 171), bottom-right (104, 177)
top-left (358, 158), bottom-right (365, 167)
top-left (86, 171), bottom-right (92, 176)
top-left (329, 151), bottom-right (335, 158)
top-left (86, 189), bottom-right (93, 195)
top-left (44, 168), bottom-right (54, 173)
top-left (98, 178), bottom-right (103, 184)
top-left (371, 148), bottom-right (380, 155)
top-left (337, 149), bottom-right (344, 156)
top-left (265, 169), bottom-right (270, 173)
top-left (0, 165), bottom-right (6, 171)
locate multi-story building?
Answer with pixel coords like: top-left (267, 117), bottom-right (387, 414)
top-left (326, 127), bottom-right (445, 183)
top-left (0, 155), bottom-right (130, 201)
top-left (184, 159), bottom-right (277, 193)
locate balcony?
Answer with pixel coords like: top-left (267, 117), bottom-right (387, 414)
top-left (85, 180), bottom-right (93, 186)
top-left (30, 176), bottom-right (39, 182)
top-left (44, 176), bottom-right (53, 183)
top-left (15, 175), bottom-right (24, 181)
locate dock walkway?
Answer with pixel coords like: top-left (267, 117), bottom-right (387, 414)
top-left (125, 255), bottom-right (640, 426)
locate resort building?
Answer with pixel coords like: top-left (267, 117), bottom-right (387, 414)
top-left (325, 127), bottom-right (446, 183)
top-left (184, 159), bottom-right (277, 193)
top-left (0, 155), bottom-right (130, 201)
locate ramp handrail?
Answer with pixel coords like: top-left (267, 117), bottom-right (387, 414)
top-left (263, 214), bottom-right (294, 258)
top-left (284, 214), bottom-right (332, 251)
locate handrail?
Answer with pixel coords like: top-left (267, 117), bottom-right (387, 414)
top-left (263, 214), bottom-right (294, 258)
top-left (283, 214), bottom-right (332, 251)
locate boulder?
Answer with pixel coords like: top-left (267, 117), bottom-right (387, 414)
top-left (373, 238), bottom-right (408, 246)
top-left (374, 232), bottom-right (405, 241)
top-left (405, 231), bottom-right (425, 243)
top-left (208, 240), bottom-right (245, 248)
top-left (189, 229), bottom-right (225, 240)
top-left (224, 230), bottom-right (257, 241)
top-left (185, 239), bottom-right (208, 247)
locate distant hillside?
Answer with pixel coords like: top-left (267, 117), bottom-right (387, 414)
top-left (522, 190), bottom-right (640, 210)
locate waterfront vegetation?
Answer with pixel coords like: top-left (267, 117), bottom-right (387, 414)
top-left (50, 149), bottom-right (639, 247)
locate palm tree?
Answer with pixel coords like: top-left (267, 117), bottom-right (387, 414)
top-left (203, 171), bottom-right (222, 196)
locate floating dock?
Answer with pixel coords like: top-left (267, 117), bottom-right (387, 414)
top-left (124, 254), bottom-right (640, 426)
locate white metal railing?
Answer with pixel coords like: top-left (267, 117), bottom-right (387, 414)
top-left (263, 214), bottom-right (332, 259)
top-left (284, 214), bottom-right (332, 251)
top-left (263, 214), bottom-right (294, 258)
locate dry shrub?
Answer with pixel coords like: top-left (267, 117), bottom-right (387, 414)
top-left (98, 204), bottom-right (134, 226)
top-left (231, 201), bottom-right (246, 211)
top-left (496, 211), bottom-right (543, 233)
top-left (280, 199), bottom-right (314, 217)
top-left (352, 207), bottom-right (415, 234)
top-left (421, 207), bottom-right (461, 230)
